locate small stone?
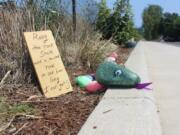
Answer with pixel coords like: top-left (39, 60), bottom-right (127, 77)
top-left (104, 57), bottom-right (116, 62)
top-left (110, 52), bottom-right (118, 59)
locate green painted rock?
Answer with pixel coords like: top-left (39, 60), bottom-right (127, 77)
top-left (75, 76), bottom-right (92, 88)
top-left (96, 62), bottom-right (141, 87)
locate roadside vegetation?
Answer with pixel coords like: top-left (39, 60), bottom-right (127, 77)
top-left (0, 0), bottom-right (112, 85)
top-left (0, 97), bottom-right (36, 132)
top-left (96, 0), bottom-right (141, 44)
top-left (0, 0), bottom-right (140, 85)
top-left (142, 4), bottom-right (180, 41)
top-left (0, 0), bottom-right (140, 134)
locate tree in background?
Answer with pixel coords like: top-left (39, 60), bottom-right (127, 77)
top-left (142, 4), bottom-right (180, 41)
top-left (142, 5), bottom-right (163, 40)
top-left (160, 12), bottom-right (180, 41)
top-left (106, 0), bottom-right (133, 44)
top-left (96, 0), bottom-right (139, 45)
top-left (96, 0), bottom-right (111, 32)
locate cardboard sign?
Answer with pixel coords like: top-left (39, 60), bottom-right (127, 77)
top-left (24, 30), bottom-right (73, 98)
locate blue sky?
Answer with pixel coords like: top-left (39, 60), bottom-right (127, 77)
top-left (105, 0), bottom-right (180, 27)
top-left (1, 0), bottom-right (179, 27)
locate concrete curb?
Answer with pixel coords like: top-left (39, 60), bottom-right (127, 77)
top-left (78, 42), bottom-right (162, 135)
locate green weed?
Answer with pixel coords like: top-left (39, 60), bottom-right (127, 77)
top-left (0, 97), bottom-right (36, 124)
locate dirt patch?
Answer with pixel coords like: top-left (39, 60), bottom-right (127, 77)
top-left (1, 86), bottom-right (103, 135)
top-left (0, 47), bottom-right (133, 135)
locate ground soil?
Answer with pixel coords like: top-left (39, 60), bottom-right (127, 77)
top-left (0, 47), bottom-right (133, 135)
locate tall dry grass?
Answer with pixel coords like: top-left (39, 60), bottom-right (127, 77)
top-left (0, 1), bottom-right (116, 85)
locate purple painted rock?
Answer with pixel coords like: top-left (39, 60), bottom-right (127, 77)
top-left (86, 81), bottom-right (105, 93)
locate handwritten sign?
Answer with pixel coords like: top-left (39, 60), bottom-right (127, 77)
top-left (24, 30), bottom-right (73, 98)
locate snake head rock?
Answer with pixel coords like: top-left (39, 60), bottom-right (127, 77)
top-left (96, 62), bottom-right (141, 88)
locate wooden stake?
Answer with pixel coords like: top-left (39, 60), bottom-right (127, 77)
top-left (72, 0), bottom-right (76, 40)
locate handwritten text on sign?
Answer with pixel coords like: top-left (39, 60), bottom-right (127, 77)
top-left (24, 31), bottom-right (73, 98)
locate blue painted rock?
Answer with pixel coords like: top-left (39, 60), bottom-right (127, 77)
top-left (84, 75), bottom-right (94, 81)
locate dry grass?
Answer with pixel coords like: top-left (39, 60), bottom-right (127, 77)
top-left (0, 2), bottom-right (116, 85)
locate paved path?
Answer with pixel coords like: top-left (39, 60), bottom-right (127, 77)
top-left (78, 41), bottom-right (180, 135)
top-left (144, 41), bottom-right (180, 135)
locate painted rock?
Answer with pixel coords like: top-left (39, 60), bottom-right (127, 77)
top-left (84, 75), bottom-right (94, 81)
top-left (86, 81), bottom-right (105, 93)
top-left (75, 76), bottom-right (92, 88)
top-left (96, 62), bottom-right (141, 87)
top-left (90, 73), bottom-right (96, 80)
top-left (110, 52), bottom-right (118, 59)
top-left (104, 57), bottom-right (116, 62)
